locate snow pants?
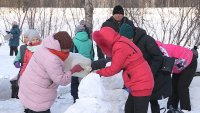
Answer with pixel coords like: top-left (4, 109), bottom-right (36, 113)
top-left (167, 54), bottom-right (197, 111)
top-left (71, 76), bottom-right (79, 103)
top-left (125, 94), bottom-right (150, 113)
top-left (10, 46), bottom-right (18, 56)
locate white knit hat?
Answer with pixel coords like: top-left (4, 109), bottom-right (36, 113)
top-left (24, 29), bottom-right (41, 41)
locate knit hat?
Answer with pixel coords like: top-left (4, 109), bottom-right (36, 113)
top-left (75, 25), bottom-right (85, 34)
top-left (54, 31), bottom-right (72, 50)
top-left (12, 21), bottom-right (18, 26)
top-left (119, 23), bottom-right (134, 39)
top-left (113, 5), bottom-right (124, 15)
top-left (80, 20), bottom-right (85, 25)
top-left (24, 29), bottom-right (41, 41)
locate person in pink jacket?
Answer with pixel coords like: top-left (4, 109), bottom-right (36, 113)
top-left (156, 41), bottom-right (197, 111)
top-left (93, 27), bottom-right (154, 113)
top-left (18, 31), bottom-right (84, 113)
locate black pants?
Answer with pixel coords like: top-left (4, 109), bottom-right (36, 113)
top-left (167, 55), bottom-right (197, 111)
top-left (125, 94), bottom-right (150, 113)
top-left (10, 46), bottom-right (18, 56)
top-left (71, 76), bottom-right (79, 103)
top-left (150, 100), bottom-right (160, 113)
top-left (25, 109), bottom-right (50, 113)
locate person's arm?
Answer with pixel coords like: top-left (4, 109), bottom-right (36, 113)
top-left (14, 50), bottom-right (21, 63)
top-left (91, 58), bottom-right (111, 71)
top-left (44, 57), bottom-right (83, 86)
top-left (145, 36), bottom-right (163, 75)
top-left (97, 43), bottom-right (128, 76)
top-left (97, 45), bottom-right (105, 59)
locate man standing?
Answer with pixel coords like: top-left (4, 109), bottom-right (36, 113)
top-left (97, 5), bottom-right (135, 59)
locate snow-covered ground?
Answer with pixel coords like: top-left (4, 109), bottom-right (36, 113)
top-left (1, 41), bottom-right (200, 113)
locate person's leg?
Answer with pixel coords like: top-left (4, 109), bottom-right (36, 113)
top-left (150, 100), bottom-right (160, 113)
top-left (125, 94), bottom-right (134, 113)
top-left (14, 46), bottom-right (18, 56)
top-left (70, 76), bottom-right (79, 103)
top-left (10, 46), bottom-right (14, 56)
top-left (133, 96), bottom-right (150, 113)
top-left (178, 57), bottom-right (197, 111)
top-left (167, 73), bottom-right (180, 109)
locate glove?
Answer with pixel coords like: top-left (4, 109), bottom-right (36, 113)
top-left (70, 64), bottom-right (84, 74)
top-left (6, 31), bottom-right (10, 33)
top-left (175, 58), bottom-right (186, 68)
top-left (14, 61), bottom-right (20, 68)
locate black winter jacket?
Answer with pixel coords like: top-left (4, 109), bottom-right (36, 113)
top-left (97, 16), bottom-right (135, 59)
top-left (133, 27), bottom-right (172, 100)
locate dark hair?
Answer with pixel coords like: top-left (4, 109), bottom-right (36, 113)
top-left (54, 31), bottom-right (73, 49)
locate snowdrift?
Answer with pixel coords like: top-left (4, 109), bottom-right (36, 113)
top-left (64, 62), bottom-right (128, 113)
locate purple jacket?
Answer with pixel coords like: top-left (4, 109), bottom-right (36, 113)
top-left (18, 35), bottom-right (72, 111)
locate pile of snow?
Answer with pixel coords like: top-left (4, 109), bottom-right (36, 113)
top-left (0, 99), bottom-right (24, 113)
top-left (190, 76), bottom-right (200, 111)
top-left (64, 62), bottom-right (128, 113)
top-left (0, 78), bottom-right (12, 101)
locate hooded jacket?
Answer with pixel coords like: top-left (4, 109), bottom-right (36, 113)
top-left (73, 31), bottom-right (93, 60)
top-left (93, 27), bottom-right (154, 96)
top-left (18, 35), bottom-right (72, 111)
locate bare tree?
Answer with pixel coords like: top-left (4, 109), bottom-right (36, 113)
top-left (84, 0), bottom-right (94, 35)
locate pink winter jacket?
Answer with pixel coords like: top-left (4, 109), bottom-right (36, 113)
top-left (18, 35), bottom-right (72, 112)
top-left (156, 41), bottom-right (193, 74)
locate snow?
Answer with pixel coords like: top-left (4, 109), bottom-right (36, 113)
top-left (1, 44), bottom-right (200, 113)
top-left (0, 7), bottom-right (200, 113)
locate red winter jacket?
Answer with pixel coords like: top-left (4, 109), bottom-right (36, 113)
top-left (93, 27), bottom-right (154, 96)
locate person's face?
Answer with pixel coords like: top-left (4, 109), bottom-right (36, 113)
top-left (23, 37), bottom-right (29, 44)
top-left (113, 14), bottom-right (124, 22)
top-left (31, 38), bottom-right (40, 45)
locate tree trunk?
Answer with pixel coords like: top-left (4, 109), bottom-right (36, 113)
top-left (84, 0), bottom-right (94, 35)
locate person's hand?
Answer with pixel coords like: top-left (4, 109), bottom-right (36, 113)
top-left (70, 64), bottom-right (84, 74)
top-left (6, 31), bottom-right (10, 34)
top-left (14, 61), bottom-right (20, 68)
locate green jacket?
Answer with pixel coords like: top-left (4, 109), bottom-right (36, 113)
top-left (9, 25), bottom-right (20, 47)
top-left (73, 31), bottom-right (93, 60)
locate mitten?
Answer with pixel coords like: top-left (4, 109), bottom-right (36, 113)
top-left (14, 61), bottom-right (20, 68)
top-left (6, 31), bottom-right (11, 34)
top-left (70, 64), bottom-right (84, 74)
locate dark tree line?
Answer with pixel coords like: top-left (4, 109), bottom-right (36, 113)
top-left (0, 0), bottom-right (199, 8)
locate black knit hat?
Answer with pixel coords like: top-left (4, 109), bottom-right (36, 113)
top-left (113, 5), bottom-right (124, 15)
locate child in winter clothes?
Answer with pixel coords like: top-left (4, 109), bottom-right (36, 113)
top-left (18, 31), bottom-right (84, 113)
top-left (11, 30), bottom-right (31, 98)
top-left (71, 24), bottom-right (94, 102)
top-left (14, 29), bottom-right (32, 69)
top-left (18, 29), bottom-right (42, 76)
top-left (156, 41), bottom-right (197, 111)
top-left (93, 27), bottom-right (154, 113)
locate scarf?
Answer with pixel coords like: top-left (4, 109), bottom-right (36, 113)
top-left (48, 48), bottom-right (69, 61)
